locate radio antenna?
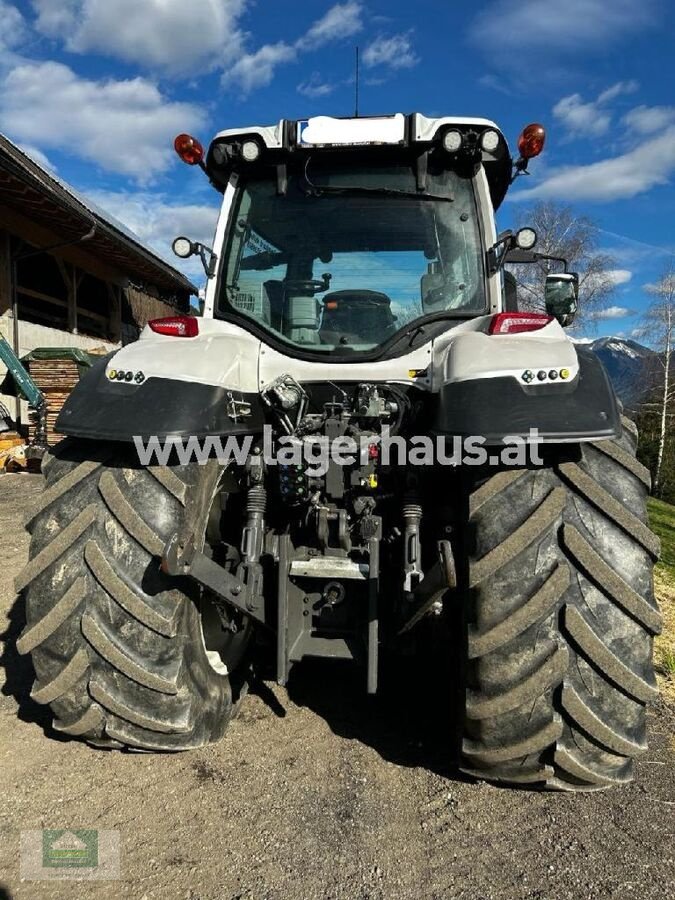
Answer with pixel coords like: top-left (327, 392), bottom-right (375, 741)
top-left (354, 46), bottom-right (360, 117)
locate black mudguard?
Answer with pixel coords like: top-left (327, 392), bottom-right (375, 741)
top-left (55, 354), bottom-right (265, 442)
top-left (432, 347), bottom-right (621, 444)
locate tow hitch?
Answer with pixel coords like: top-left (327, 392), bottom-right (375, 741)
top-left (161, 532), bottom-right (267, 626)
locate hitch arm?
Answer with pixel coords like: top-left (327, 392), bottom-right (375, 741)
top-left (161, 533), bottom-right (267, 625)
top-left (398, 540), bottom-right (456, 635)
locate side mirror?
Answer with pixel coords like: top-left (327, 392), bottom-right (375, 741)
top-left (545, 273), bottom-right (578, 326)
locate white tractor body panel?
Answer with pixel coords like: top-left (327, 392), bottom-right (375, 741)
top-left (212, 122), bottom-right (286, 148)
top-left (430, 318), bottom-right (580, 388)
top-left (106, 319), bottom-right (261, 393)
top-left (212, 114), bottom-right (506, 149)
top-left (257, 342), bottom-right (434, 389)
top-left (104, 313), bottom-right (579, 397)
top-left (412, 114), bottom-right (502, 142)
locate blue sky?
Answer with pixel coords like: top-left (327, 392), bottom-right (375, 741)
top-left (2, 0), bottom-right (675, 339)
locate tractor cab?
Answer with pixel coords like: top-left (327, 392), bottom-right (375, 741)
top-left (173, 114), bottom-right (546, 359)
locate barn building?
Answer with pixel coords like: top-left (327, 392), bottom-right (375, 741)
top-left (0, 134), bottom-right (195, 428)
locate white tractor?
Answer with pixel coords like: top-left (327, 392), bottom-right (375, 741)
top-left (18, 113), bottom-right (661, 791)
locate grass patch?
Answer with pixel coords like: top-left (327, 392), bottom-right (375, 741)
top-left (649, 497), bottom-right (675, 580)
top-left (649, 498), bottom-right (675, 700)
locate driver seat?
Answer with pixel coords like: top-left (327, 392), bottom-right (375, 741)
top-left (319, 290), bottom-right (396, 345)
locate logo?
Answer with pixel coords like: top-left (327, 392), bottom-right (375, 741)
top-left (21, 829), bottom-right (120, 881)
top-left (42, 830), bottom-right (98, 869)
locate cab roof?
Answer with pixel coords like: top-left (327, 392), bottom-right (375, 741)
top-left (208, 113), bottom-right (514, 210)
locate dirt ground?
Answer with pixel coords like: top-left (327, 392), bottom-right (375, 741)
top-left (1, 473), bottom-right (674, 900)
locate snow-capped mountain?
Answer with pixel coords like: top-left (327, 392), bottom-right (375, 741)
top-left (574, 336), bottom-right (658, 408)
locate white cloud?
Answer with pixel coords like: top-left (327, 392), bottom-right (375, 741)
top-left (592, 305), bottom-right (634, 319)
top-left (469, 0), bottom-right (657, 53)
top-left (553, 82), bottom-right (638, 139)
top-left (299, 1), bottom-right (363, 48)
top-left (17, 143), bottom-right (57, 173)
top-left (623, 104), bottom-right (675, 135)
top-left (297, 72), bottom-right (335, 99)
top-left (512, 125), bottom-right (675, 203)
top-left (221, 42), bottom-right (296, 95)
top-left (362, 33), bottom-right (418, 70)
top-left (477, 73), bottom-right (514, 96)
top-left (596, 80), bottom-right (638, 104)
top-left (31, 0), bottom-right (246, 76)
top-left (0, 61), bottom-right (206, 182)
top-left (606, 269), bottom-right (633, 286)
top-left (553, 94), bottom-right (611, 138)
top-left (223, 2), bottom-right (364, 95)
top-left (88, 189), bottom-right (220, 278)
top-left (0, 0), bottom-right (28, 49)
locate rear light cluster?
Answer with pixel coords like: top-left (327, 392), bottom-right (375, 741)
top-left (148, 316), bottom-right (199, 337)
top-left (488, 312), bottom-right (553, 335)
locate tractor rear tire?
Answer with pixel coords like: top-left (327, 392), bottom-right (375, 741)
top-left (461, 420), bottom-right (662, 790)
top-left (16, 439), bottom-right (248, 750)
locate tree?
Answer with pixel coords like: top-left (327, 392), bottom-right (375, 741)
top-left (635, 264), bottom-right (675, 497)
top-left (508, 201), bottom-right (616, 324)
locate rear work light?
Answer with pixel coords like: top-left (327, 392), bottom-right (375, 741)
top-left (148, 316), bottom-right (199, 337)
top-left (488, 312), bottom-right (553, 335)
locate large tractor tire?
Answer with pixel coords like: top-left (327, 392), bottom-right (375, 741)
top-left (16, 439), bottom-right (249, 750)
top-left (461, 420), bottom-right (662, 790)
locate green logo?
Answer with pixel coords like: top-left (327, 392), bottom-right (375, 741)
top-left (42, 830), bottom-right (99, 869)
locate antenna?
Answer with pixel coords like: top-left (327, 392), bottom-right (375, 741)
top-left (354, 46), bottom-right (360, 118)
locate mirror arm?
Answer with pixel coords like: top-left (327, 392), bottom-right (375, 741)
top-left (502, 249), bottom-right (569, 272)
top-left (194, 243), bottom-right (218, 279)
top-left (486, 230), bottom-right (515, 276)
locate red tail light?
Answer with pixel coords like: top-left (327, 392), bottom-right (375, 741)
top-left (174, 133), bottom-right (204, 165)
top-left (148, 316), bottom-right (199, 337)
top-left (488, 312), bottom-right (553, 335)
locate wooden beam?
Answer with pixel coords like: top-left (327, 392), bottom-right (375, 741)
top-left (16, 286), bottom-right (108, 324)
top-left (55, 257), bottom-right (72, 291)
top-left (17, 286), bottom-right (68, 309)
top-left (106, 282), bottom-right (122, 342)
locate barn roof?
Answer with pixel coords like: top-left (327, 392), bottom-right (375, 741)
top-left (0, 134), bottom-right (196, 299)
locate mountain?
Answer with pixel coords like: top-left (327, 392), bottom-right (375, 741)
top-left (574, 336), bottom-right (659, 409)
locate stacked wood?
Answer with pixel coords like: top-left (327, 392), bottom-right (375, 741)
top-left (26, 357), bottom-right (83, 446)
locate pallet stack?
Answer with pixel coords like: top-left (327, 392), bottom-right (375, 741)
top-left (26, 356), bottom-right (84, 446)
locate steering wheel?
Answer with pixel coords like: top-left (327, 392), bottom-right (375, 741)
top-left (285, 273), bottom-right (331, 294)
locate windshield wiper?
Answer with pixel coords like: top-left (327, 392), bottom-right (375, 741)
top-left (305, 184), bottom-right (453, 202)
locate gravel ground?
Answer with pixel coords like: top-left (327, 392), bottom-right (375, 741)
top-left (1, 472), bottom-right (674, 900)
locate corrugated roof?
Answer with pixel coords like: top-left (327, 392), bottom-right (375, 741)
top-left (0, 134), bottom-right (197, 298)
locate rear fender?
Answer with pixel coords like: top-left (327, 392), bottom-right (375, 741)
top-left (56, 321), bottom-right (264, 442)
top-left (431, 320), bottom-right (620, 443)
